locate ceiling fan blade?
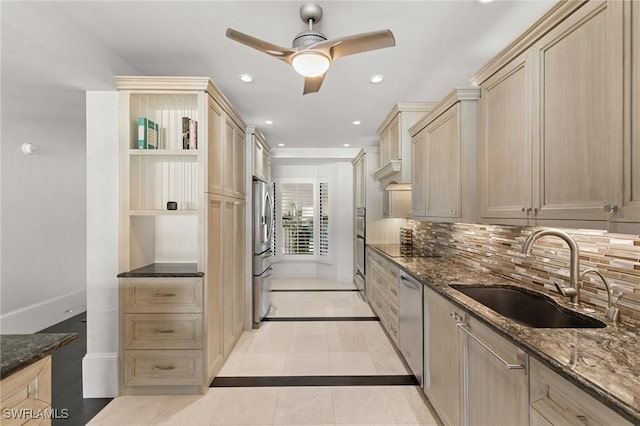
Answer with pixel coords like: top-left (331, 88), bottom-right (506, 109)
top-left (303, 74), bottom-right (326, 95)
top-left (226, 28), bottom-right (296, 62)
top-left (311, 29), bottom-right (396, 61)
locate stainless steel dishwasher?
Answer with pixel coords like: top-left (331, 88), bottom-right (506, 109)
top-left (399, 271), bottom-right (423, 387)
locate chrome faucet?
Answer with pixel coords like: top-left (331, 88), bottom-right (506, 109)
top-left (581, 269), bottom-right (622, 322)
top-left (521, 229), bottom-right (581, 306)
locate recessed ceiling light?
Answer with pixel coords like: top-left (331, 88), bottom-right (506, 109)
top-left (265, 120), bottom-right (274, 125)
top-left (369, 75), bottom-right (384, 84)
top-left (477, 0), bottom-right (494, 3)
top-left (239, 73), bottom-right (254, 83)
top-left (352, 120), bottom-right (361, 126)
top-left (343, 144), bottom-right (350, 147)
top-left (278, 143), bottom-right (285, 147)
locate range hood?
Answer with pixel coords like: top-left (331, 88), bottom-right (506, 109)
top-left (384, 183), bottom-right (412, 218)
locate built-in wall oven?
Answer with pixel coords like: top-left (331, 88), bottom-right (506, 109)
top-left (355, 207), bottom-right (366, 297)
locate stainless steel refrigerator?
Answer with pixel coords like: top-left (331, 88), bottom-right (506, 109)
top-left (252, 179), bottom-right (273, 327)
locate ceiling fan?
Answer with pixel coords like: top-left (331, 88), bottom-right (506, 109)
top-left (226, 3), bottom-right (396, 95)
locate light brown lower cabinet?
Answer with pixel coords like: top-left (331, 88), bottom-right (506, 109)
top-left (423, 287), bottom-right (632, 426)
top-left (463, 317), bottom-right (528, 426)
top-left (423, 286), bottom-right (463, 426)
top-left (0, 356), bottom-right (52, 426)
top-left (529, 358), bottom-right (632, 426)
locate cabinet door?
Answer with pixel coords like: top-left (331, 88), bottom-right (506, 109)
top-left (617, 0), bottom-right (640, 224)
top-left (253, 140), bottom-right (264, 181)
top-left (464, 317), bottom-right (528, 426)
top-left (206, 196), bottom-right (224, 376)
top-left (223, 117), bottom-right (236, 196)
top-left (423, 287), bottom-right (461, 426)
top-left (222, 199), bottom-right (235, 357)
top-left (411, 129), bottom-right (427, 217)
top-left (234, 126), bottom-right (246, 198)
top-left (265, 154), bottom-right (272, 182)
top-left (479, 51), bottom-right (532, 220)
top-left (389, 115), bottom-right (401, 161)
top-left (531, 0), bottom-right (623, 221)
top-left (233, 200), bottom-right (246, 336)
top-left (425, 104), bottom-right (460, 218)
top-left (207, 99), bottom-right (224, 194)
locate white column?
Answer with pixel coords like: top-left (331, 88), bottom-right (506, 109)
top-left (83, 91), bottom-right (119, 397)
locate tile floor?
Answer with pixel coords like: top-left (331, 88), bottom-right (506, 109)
top-left (88, 279), bottom-right (439, 425)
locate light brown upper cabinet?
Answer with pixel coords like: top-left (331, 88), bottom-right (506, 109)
top-left (375, 103), bottom-right (435, 183)
top-left (409, 89), bottom-right (480, 222)
top-left (531, 0), bottom-right (623, 222)
top-left (208, 101), bottom-right (246, 199)
top-left (249, 126), bottom-right (272, 183)
top-left (477, 52), bottom-right (533, 222)
top-left (615, 0), bottom-right (640, 228)
top-left (473, 0), bottom-right (636, 228)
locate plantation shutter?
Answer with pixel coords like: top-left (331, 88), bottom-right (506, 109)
top-left (319, 182), bottom-right (329, 256)
top-left (281, 183), bottom-right (314, 255)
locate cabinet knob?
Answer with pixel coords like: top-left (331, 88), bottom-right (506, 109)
top-left (521, 207), bottom-right (526, 212)
top-left (603, 204), bottom-right (618, 213)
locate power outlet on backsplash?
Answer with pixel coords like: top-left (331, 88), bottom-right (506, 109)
top-left (406, 220), bottom-right (640, 320)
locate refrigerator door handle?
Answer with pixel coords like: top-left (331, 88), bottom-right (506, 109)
top-left (261, 266), bottom-right (274, 278)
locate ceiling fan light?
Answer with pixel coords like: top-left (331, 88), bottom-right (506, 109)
top-left (292, 52), bottom-right (330, 77)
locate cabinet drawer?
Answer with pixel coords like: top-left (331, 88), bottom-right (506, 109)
top-left (529, 359), bottom-right (632, 426)
top-left (122, 278), bottom-right (203, 313)
top-left (124, 314), bottom-right (203, 349)
top-left (123, 350), bottom-right (203, 387)
top-left (388, 282), bottom-right (399, 305)
top-left (387, 318), bottom-right (399, 345)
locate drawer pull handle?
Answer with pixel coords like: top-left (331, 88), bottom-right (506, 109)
top-left (390, 306), bottom-right (398, 315)
top-left (153, 292), bottom-right (177, 297)
top-left (390, 287), bottom-right (398, 296)
top-left (152, 365), bottom-right (175, 371)
top-left (457, 323), bottom-right (524, 370)
top-left (152, 329), bottom-right (176, 334)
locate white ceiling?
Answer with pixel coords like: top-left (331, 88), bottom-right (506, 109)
top-left (2, 0), bottom-right (554, 149)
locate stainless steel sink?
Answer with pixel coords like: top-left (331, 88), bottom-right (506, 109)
top-left (449, 285), bottom-right (606, 328)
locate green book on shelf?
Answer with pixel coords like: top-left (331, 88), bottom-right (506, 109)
top-left (137, 117), bottom-right (159, 149)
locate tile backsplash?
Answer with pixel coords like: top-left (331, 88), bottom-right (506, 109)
top-left (406, 220), bottom-right (640, 320)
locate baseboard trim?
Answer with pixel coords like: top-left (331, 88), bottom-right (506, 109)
top-left (0, 290), bottom-right (87, 333)
top-left (82, 353), bottom-right (118, 398)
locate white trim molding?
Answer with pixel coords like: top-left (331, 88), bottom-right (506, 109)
top-left (82, 353), bottom-right (118, 397)
top-left (0, 291), bottom-right (87, 333)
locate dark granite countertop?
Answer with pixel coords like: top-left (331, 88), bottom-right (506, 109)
top-left (369, 244), bottom-right (640, 424)
top-left (1, 333), bottom-right (78, 379)
top-left (117, 262), bottom-right (204, 278)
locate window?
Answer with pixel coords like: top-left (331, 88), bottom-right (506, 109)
top-left (276, 181), bottom-right (329, 257)
top-left (281, 183), bottom-right (314, 255)
top-left (319, 182), bottom-right (329, 256)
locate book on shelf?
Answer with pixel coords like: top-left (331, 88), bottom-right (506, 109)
top-left (137, 117), bottom-right (159, 149)
top-left (182, 117), bottom-right (198, 150)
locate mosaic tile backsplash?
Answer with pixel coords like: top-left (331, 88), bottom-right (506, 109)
top-left (406, 220), bottom-right (640, 320)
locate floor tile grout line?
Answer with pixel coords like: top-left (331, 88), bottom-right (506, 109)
top-left (210, 375), bottom-right (419, 388)
top-left (271, 289), bottom-right (359, 292)
top-left (263, 316), bottom-right (380, 322)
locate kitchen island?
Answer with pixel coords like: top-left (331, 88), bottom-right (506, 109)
top-left (369, 244), bottom-right (640, 424)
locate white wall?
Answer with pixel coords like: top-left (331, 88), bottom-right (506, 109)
top-left (271, 159), bottom-right (353, 282)
top-left (0, 2), bottom-right (138, 333)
